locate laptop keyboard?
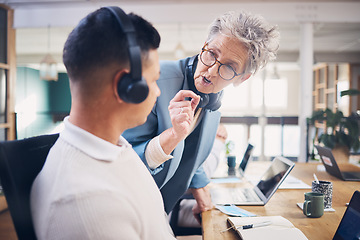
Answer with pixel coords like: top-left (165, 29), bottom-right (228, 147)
top-left (231, 188), bottom-right (261, 202)
top-left (343, 171), bottom-right (360, 179)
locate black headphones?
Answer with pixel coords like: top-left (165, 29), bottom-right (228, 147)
top-left (105, 6), bottom-right (149, 104)
top-left (186, 55), bottom-right (223, 111)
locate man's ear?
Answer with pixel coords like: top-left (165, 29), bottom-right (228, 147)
top-left (233, 73), bottom-right (251, 87)
top-left (112, 70), bottom-right (129, 103)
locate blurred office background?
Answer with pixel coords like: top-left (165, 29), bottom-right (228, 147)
top-left (1, 0), bottom-right (359, 163)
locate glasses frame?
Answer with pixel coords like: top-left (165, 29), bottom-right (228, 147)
top-left (200, 43), bottom-right (243, 81)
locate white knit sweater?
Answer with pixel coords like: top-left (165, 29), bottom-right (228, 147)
top-left (30, 117), bottom-right (175, 240)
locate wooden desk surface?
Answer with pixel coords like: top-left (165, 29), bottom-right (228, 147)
top-left (202, 162), bottom-right (360, 240)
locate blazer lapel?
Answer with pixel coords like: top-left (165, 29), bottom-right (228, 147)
top-left (160, 110), bottom-right (220, 189)
top-left (192, 110), bottom-right (221, 171)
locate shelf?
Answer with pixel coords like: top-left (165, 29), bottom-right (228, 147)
top-left (313, 63), bottom-right (350, 112)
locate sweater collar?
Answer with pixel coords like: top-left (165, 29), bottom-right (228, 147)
top-left (60, 117), bottom-right (131, 162)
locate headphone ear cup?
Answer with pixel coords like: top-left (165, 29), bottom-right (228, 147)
top-left (205, 94), bottom-right (219, 111)
top-left (206, 97), bottom-right (221, 111)
top-left (203, 91), bottom-right (223, 111)
top-left (117, 74), bottom-right (149, 104)
top-left (198, 94), bottom-right (209, 108)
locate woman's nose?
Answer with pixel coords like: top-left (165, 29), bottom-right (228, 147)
top-left (207, 62), bottom-right (219, 77)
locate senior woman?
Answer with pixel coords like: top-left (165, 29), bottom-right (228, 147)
top-left (123, 10), bottom-right (280, 222)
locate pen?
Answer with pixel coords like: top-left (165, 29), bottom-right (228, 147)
top-left (239, 221), bottom-right (272, 230)
top-left (313, 173), bottom-right (320, 184)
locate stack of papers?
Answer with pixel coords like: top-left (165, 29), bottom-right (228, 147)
top-left (279, 175), bottom-right (311, 189)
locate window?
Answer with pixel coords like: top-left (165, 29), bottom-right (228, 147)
top-left (265, 78), bottom-right (288, 109)
top-left (220, 71), bottom-right (289, 116)
top-left (219, 67), bottom-right (298, 161)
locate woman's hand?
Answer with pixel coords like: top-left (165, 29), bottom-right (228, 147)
top-left (168, 90), bottom-right (200, 140)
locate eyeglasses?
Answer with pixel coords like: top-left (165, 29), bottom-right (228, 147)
top-left (200, 44), bottom-right (243, 81)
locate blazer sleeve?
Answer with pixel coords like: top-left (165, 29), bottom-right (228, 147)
top-left (188, 165), bottom-right (210, 189)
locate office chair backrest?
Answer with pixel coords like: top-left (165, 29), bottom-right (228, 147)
top-left (0, 134), bottom-right (59, 240)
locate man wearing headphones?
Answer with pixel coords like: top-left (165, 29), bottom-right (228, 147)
top-left (30, 7), bottom-right (175, 239)
top-left (123, 10), bottom-right (280, 223)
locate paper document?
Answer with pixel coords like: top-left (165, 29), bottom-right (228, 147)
top-left (210, 177), bottom-right (242, 184)
top-left (296, 202), bottom-right (335, 212)
top-left (227, 216), bottom-right (308, 240)
top-left (279, 175), bottom-right (311, 189)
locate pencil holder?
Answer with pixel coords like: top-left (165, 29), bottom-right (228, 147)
top-left (312, 180), bottom-right (333, 209)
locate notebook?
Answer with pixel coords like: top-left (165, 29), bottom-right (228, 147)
top-left (333, 190), bottom-right (360, 240)
top-left (315, 145), bottom-right (360, 181)
top-left (211, 143), bottom-right (254, 179)
top-left (227, 216), bottom-right (308, 240)
top-left (211, 156), bottom-right (295, 205)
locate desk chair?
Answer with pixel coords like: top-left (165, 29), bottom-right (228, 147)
top-left (169, 194), bottom-right (202, 236)
top-left (0, 134), bottom-right (59, 240)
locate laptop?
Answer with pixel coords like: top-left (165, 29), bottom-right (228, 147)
top-left (333, 190), bottom-right (360, 240)
top-left (211, 143), bottom-right (254, 179)
top-left (315, 145), bottom-right (360, 181)
top-left (210, 156), bottom-right (295, 205)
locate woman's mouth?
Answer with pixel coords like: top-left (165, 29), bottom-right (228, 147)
top-left (195, 76), bottom-right (213, 94)
top-left (203, 77), bottom-right (212, 85)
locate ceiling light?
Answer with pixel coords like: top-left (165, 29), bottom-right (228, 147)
top-left (174, 42), bottom-right (186, 60)
top-left (174, 23), bottom-right (185, 60)
top-left (268, 64), bottom-right (281, 80)
top-left (39, 25), bottom-right (58, 81)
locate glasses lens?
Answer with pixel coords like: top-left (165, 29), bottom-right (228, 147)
top-left (200, 50), bottom-right (216, 67)
top-left (219, 65), bottom-right (235, 80)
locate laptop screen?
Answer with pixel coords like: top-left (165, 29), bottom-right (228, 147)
top-left (256, 157), bottom-right (293, 198)
top-left (333, 190), bottom-right (360, 240)
top-left (239, 144), bottom-right (254, 172)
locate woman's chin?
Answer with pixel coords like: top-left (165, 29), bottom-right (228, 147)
top-left (195, 80), bottom-right (213, 94)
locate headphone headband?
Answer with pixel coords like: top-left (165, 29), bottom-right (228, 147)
top-left (105, 6), bottom-right (142, 81)
top-left (104, 6), bottom-right (149, 104)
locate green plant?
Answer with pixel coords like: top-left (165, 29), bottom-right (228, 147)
top-left (225, 140), bottom-right (235, 156)
top-left (309, 108), bottom-right (360, 151)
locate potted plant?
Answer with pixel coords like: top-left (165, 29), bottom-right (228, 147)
top-left (225, 140), bottom-right (235, 157)
top-left (309, 108), bottom-right (360, 162)
top-left (225, 140), bottom-right (236, 174)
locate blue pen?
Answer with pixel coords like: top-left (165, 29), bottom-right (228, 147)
top-left (240, 221), bottom-right (272, 230)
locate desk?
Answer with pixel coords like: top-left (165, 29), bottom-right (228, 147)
top-left (202, 162), bottom-right (360, 240)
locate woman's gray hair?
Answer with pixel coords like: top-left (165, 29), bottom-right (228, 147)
top-left (206, 11), bottom-right (280, 75)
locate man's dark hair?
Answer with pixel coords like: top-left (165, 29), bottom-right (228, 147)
top-left (63, 7), bottom-right (161, 80)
